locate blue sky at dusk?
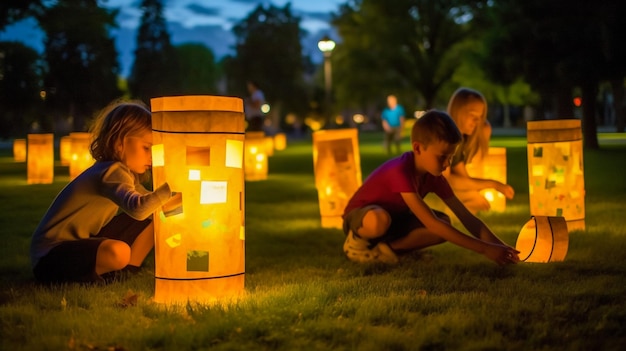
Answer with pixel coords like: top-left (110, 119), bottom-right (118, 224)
top-left (0, 0), bottom-right (344, 76)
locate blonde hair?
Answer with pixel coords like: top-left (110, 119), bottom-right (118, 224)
top-left (447, 87), bottom-right (488, 163)
top-left (89, 100), bottom-right (152, 162)
top-left (411, 110), bottom-right (462, 148)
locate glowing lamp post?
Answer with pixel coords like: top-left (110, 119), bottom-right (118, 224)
top-left (59, 136), bottom-right (72, 166)
top-left (69, 132), bottom-right (94, 180)
top-left (480, 147), bottom-right (507, 212)
top-left (244, 131), bottom-right (268, 181)
top-left (516, 216), bottom-right (569, 262)
top-left (151, 95), bottom-right (246, 305)
top-left (318, 35), bottom-right (335, 122)
top-left (527, 120), bottom-right (585, 231)
top-left (312, 128), bottom-right (362, 228)
top-left (13, 139), bottom-right (26, 162)
top-left (27, 133), bottom-right (54, 184)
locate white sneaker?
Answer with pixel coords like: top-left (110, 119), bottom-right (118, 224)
top-left (343, 231), bottom-right (398, 264)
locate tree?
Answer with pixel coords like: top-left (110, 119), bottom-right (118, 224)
top-left (225, 3), bottom-right (309, 124)
top-left (38, 0), bottom-right (121, 131)
top-left (128, 0), bottom-right (179, 105)
top-left (1, 0), bottom-right (43, 30)
top-left (332, 0), bottom-right (490, 110)
top-left (483, 0), bottom-right (626, 148)
top-left (0, 41), bottom-right (44, 137)
top-left (174, 43), bottom-right (219, 95)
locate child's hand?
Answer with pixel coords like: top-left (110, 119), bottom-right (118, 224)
top-left (497, 183), bottom-right (515, 200)
top-left (162, 192), bottom-right (183, 217)
top-left (484, 243), bottom-right (520, 265)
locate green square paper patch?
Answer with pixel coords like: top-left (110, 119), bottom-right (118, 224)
top-left (187, 250), bottom-right (209, 272)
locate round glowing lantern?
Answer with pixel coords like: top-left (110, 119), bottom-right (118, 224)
top-left (151, 95), bottom-right (246, 305)
top-left (515, 216), bottom-right (569, 263)
top-left (312, 128), bottom-right (362, 228)
top-left (13, 139), bottom-right (26, 162)
top-left (69, 132), bottom-right (94, 180)
top-left (527, 119), bottom-right (585, 231)
top-left (27, 133), bottom-right (54, 184)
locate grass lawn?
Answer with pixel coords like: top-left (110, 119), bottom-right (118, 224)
top-left (1, 131), bottom-right (625, 351)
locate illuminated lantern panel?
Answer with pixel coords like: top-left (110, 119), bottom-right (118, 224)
top-left (264, 136), bottom-right (274, 157)
top-left (274, 133), bottom-right (287, 151)
top-left (312, 128), bottom-right (362, 229)
top-left (59, 136), bottom-right (72, 166)
top-left (516, 216), bottom-right (569, 263)
top-left (480, 147), bottom-right (507, 212)
top-left (69, 132), bottom-right (94, 180)
top-left (27, 133), bottom-right (54, 184)
top-left (151, 95), bottom-right (245, 305)
top-left (527, 120), bottom-right (585, 231)
top-left (13, 139), bottom-right (26, 162)
top-left (244, 132), bottom-right (268, 181)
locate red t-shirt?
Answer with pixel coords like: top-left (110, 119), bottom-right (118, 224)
top-left (343, 152), bottom-right (454, 218)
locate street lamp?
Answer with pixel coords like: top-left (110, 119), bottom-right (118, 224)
top-left (318, 35), bottom-right (335, 124)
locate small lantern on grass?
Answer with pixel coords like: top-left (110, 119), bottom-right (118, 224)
top-left (312, 128), bottom-right (362, 228)
top-left (515, 216), bottom-right (569, 262)
top-left (59, 136), bottom-right (72, 166)
top-left (151, 95), bottom-right (246, 305)
top-left (244, 131), bottom-right (268, 181)
top-left (13, 139), bottom-right (26, 162)
top-left (527, 119), bottom-right (585, 231)
top-left (264, 135), bottom-right (274, 157)
top-left (274, 132), bottom-right (287, 151)
top-left (27, 133), bottom-right (54, 184)
top-left (69, 132), bottom-right (94, 180)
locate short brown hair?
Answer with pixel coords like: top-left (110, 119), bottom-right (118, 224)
top-left (411, 109), bottom-right (462, 147)
top-left (89, 100), bottom-right (151, 162)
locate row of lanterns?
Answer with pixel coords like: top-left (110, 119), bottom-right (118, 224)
top-left (10, 95), bottom-right (585, 305)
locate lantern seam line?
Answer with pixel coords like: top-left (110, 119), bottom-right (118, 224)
top-left (155, 272), bottom-right (245, 281)
top-left (152, 129), bottom-right (246, 135)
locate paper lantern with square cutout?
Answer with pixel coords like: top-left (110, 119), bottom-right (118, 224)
top-left (527, 120), bottom-right (585, 231)
top-left (515, 216), bottom-right (569, 262)
top-left (151, 95), bottom-right (245, 305)
top-left (13, 139), bottom-right (26, 162)
top-left (480, 147), bottom-right (507, 212)
top-left (69, 132), bottom-right (94, 180)
top-left (244, 131), bottom-right (268, 181)
top-left (27, 134), bottom-right (54, 184)
top-left (312, 128), bottom-right (362, 228)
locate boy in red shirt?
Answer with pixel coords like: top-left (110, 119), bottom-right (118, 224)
top-left (342, 110), bottom-right (520, 265)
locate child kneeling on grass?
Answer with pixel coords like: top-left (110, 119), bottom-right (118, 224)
top-left (30, 100), bottom-right (181, 285)
top-left (342, 109), bottom-right (520, 265)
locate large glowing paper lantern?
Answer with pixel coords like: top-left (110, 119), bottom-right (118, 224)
top-left (244, 131), bottom-right (268, 181)
top-left (481, 147), bottom-right (507, 212)
top-left (274, 132), bottom-right (287, 151)
top-left (59, 136), bottom-right (72, 166)
top-left (527, 120), bottom-right (585, 231)
top-left (151, 95), bottom-right (245, 305)
top-left (515, 216), bottom-right (569, 262)
top-left (27, 133), bottom-right (54, 184)
top-left (69, 132), bottom-right (94, 180)
top-left (13, 139), bottom-right (26, 162)
top-left (312, 128), bottom-right (362, 228)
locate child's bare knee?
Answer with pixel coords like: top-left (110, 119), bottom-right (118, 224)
top-left (98, 241), bottom-right (131, 270)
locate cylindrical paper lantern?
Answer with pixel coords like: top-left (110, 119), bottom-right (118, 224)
top-left (274, 132), bottom-right (287, 151)
top-left (264, 136), bottom-right (274, 157)
top-left (69, 132), bottom-right (94, 180)
top-left (13, 139), bottom-right (26, 162)
top-left (151, 95), bottom-right (246, 305)
top-left (244, 131), bottom-right (268, 181)
top-left (312, 128), bottom-right (362, 228)
top-left (27, 133), bottom-right (54, 184)
top-left (59, 136), bottom-right (72, 166)
top-left (480, 147), bottom-right (507, 212)
top-left (527, 120), bottom-right (585, 231)
top-left (515, 216), bottom-right (569, 262)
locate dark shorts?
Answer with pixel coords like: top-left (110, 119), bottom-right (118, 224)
top-left (33, 213), bottom-right (151, 284)
top-left (343, 205), bottom-right (449, 246)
